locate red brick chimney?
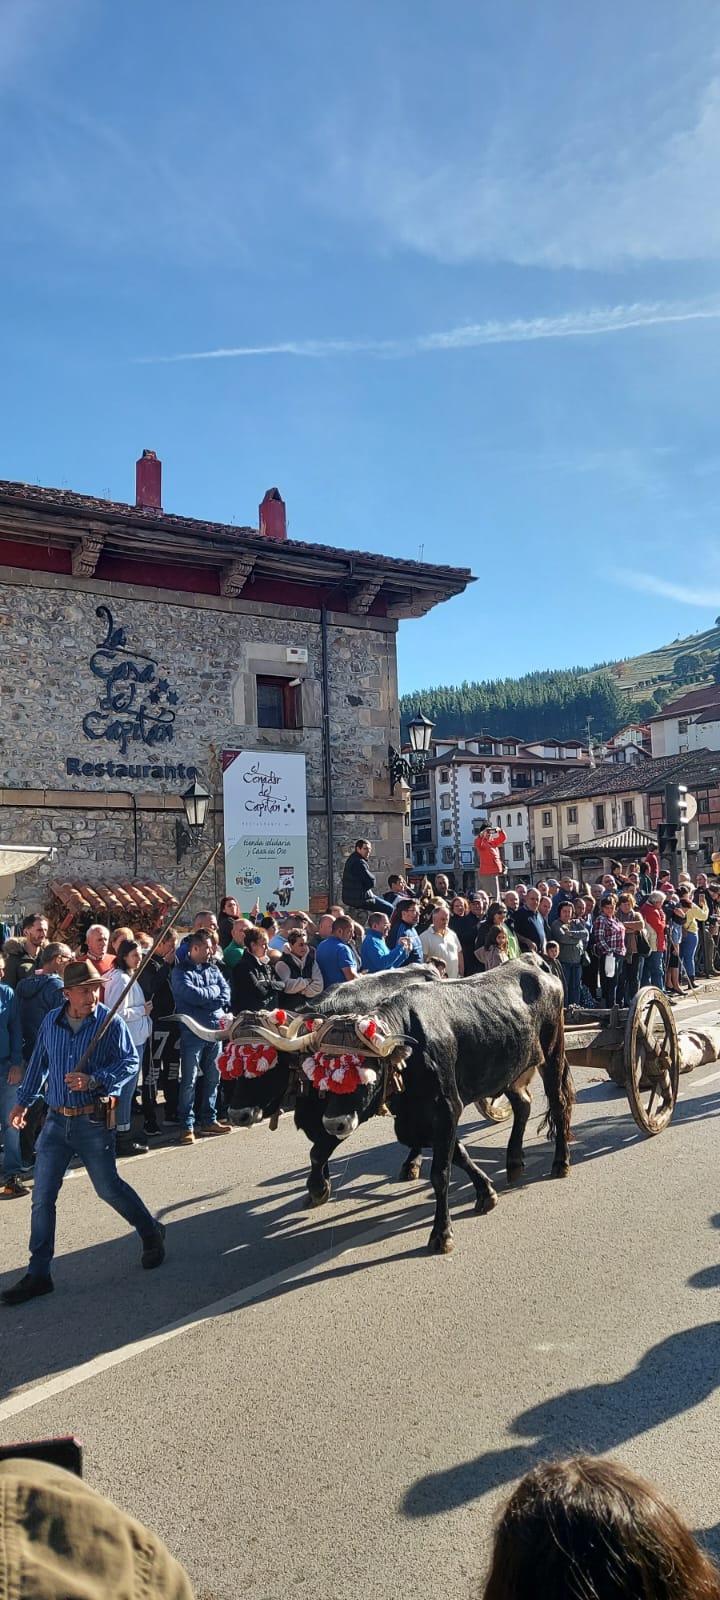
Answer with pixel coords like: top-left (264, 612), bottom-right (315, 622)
top-left (259, 487), bottom-right (286, 541)
top-left (136, 449), bottom-right (162, 510)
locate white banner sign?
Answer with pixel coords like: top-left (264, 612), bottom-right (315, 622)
top-left (223, 749), bottom-right (309, 913)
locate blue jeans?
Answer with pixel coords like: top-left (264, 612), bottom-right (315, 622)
top-left (178, 1027), bottom-right (221, 1131)
top-left (560, 963), bottom-right (581, 1006)
top-left (28, 1111), bottom-right (157, 1278)
top-left (680, 931), bottom-right (698, 980)
top-left (116, 1062), bottom-right (141, 1132)
top-left (642, 950), bottom-right (665, 990)
top-left (1, 1073), bottom-right (23, 1178)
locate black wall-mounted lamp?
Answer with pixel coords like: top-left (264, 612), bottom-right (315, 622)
top-left (175, 779), bottom-right (212, 863)
top-left (388, 711), bottom-right (435, 794)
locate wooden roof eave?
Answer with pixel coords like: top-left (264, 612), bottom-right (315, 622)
top-left (0, 504), bottom-right (471, 614)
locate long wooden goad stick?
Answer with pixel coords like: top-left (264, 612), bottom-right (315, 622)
top-left (74, 841), bottom-right (222, 1078)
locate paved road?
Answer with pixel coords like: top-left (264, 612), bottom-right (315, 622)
top-left (1, 1033), bottom-right (720, 1600)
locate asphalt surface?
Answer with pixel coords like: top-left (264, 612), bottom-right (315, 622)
top-left (2, 1004), bottom-right (720, 1600)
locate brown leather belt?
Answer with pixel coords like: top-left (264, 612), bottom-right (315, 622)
top-left (50, 1106), bottom-right (91, 1118)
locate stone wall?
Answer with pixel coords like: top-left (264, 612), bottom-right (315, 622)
top-left (0, 574), bottom-right (406, 923)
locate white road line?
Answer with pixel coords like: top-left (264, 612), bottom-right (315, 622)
top-left (0, 1212), bottom-right (421, 1425)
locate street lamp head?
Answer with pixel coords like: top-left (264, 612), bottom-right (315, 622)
top-left (406, 710), bottom-right (435, 756)
top-left (181, 779), bottom-right (212, 838)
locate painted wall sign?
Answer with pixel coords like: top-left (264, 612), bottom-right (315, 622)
top-left (65, 758), bottom-right (198, 782)
top-left (223, 749), bottom-right (309, 912)
top-left (82, 604), bottom-right (179, 755)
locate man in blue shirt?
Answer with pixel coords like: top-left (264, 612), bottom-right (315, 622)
top-left (360, 912), bottom-right (410, 973)
top-left (1, 959), bottom-right (165, 1307)
top-left (315, 915), bottom-right (359, 987)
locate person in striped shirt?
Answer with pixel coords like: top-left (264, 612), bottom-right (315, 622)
top-left (1, 959), bottom-right (165, 1307)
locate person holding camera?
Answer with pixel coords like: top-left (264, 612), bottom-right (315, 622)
top-left (1, 960), bottom-right (165, 1307)
top-left (473, 826), bottom-right (507, 899)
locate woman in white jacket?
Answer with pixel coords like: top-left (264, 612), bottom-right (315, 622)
top-left (104, 938), bottom-right (152, 1155)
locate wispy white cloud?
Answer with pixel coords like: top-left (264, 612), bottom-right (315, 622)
top-left (318, 68), bottom-right (720, 268)
top-left (618, 573), bottom-right (720, 607)
top-left (139, 298), bottom-right (720, 364)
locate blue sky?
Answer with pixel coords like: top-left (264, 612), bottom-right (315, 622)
top-left (3, 1), bottom-right (720, 694)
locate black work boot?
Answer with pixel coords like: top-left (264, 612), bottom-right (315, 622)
top-left (1, 1273), bottom-right (54, 1306)
top-left (141, 1223), bottom-right (166, 1270)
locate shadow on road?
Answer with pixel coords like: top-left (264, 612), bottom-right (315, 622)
top-left (401, 1321), bottom-right (720, 1519)
top-left (0, 1133), bottom-right (458, 1402)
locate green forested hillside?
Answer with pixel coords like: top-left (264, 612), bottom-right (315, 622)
top-left (400, 624), bottom-right (720, 743)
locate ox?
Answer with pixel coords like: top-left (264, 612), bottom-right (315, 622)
top-left (295, 957), bottom-right (573, 1253)
top-left (176, 965), bottom-right (439, 1128)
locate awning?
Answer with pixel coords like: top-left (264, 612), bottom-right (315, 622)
top-left (0, 845), bottom-right (54, 876)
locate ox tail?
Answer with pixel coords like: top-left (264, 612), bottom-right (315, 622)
top-left (538, 1006), bottom-right (575, 1147)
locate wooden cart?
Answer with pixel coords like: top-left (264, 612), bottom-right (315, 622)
top-left (478, 986), bottom-right (680, 1137)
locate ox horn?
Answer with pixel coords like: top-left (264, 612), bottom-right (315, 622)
top-left (281, 1014), bottom-right (315, 1041)
top-left (173, 1013), bottom-right (226, 1042)
top-left (354, 1027), bottom-right (406, 1058)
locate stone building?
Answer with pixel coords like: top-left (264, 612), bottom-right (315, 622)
top-left (0, 453), bottom-right (471, 927)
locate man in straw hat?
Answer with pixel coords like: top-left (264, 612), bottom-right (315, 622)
top-left (1, 959), bottom-right (165, 1307)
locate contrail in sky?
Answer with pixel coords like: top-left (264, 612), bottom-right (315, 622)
top-left (137, 299), bottom-right (720, 363)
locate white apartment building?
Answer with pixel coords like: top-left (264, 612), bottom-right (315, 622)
top-left (650, 685), bottom-right (720, 757)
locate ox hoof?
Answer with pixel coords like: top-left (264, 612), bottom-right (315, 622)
top-left (506, 1163), bottom-right (526, 1187)
top-left (398, 1161), bottom-right (421, 1182)
top-left (475, 1188), bottom-right (498, 1215)
top-left (551, 1161), bottom-right (570, 1180)
top-left (305, 1183), bottom-right (331, 1209)
top-left (428, 1231), bottom-right (455, 1255)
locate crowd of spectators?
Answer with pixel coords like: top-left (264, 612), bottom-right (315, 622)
top-left (3, 840), bottom-right (720, 1194)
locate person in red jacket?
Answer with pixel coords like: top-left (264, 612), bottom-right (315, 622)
top-left (473, 826), bottom-right (507, 899)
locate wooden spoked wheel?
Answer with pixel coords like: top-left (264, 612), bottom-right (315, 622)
top-left (624, 987), bottom-right (679, 1136)
top-left (475, 1097), bottom-right (513, 1123)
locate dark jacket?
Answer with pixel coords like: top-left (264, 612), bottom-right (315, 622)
top-left (514, 905), bottom-right (547, 953)
top-left (170, 955), bottom-right (230, 1027)
top-left (341, 851), bottom-right (376, 908)
top-left (452, 911), bottom-right (484, 975)
top-left (2, 938), bottom-right (40, 991)
top-left (14, 970), bottom-right (64, 1057)
top-left (230, 951), bottom-right (283, 1014)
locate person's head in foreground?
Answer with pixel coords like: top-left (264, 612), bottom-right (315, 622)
top-left (480, 1455), bottom-right (720, 1600)
top-left (0, 1455), bottom-right (195, 1598)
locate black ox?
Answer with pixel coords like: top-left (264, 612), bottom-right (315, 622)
top-left (297, 956), bottom-right (573, 1253)
top-left (176, 965), bottom-right (439, 1129)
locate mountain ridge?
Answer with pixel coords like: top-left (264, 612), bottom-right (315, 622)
top-left (400, 622), bottom-right (720, 744)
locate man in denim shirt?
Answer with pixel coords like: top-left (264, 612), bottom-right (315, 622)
top-left (1, 959), bottom-right (165, 1307)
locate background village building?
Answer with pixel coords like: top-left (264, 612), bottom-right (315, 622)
top-left (649, 684), bottom-right (720, 757)
top-left (410, 734), bottom-right (589, 889)
top-left (527, 749), bottom-right (720, 879)
top-left (0, 454), bottom-right (471, 928)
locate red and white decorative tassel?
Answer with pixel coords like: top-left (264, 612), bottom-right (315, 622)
top-left (218, 1043), bottom-right (279, 1081)
top-left (302, 1053), bottom-right (378, 1095)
